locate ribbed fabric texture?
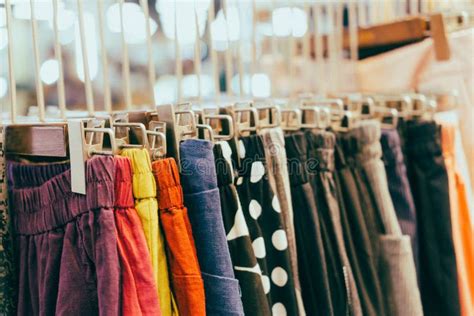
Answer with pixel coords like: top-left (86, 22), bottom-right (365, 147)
top-left (152, 158), bottom-right (206, 316)
top-left (348, 122), bottom-right (422, 316)
top-left (7, 156), bottom-right (120, 316)
top-left (114, 156), bottom-right (162, 316)
top-left (121, 149), bottom-right (178, 316)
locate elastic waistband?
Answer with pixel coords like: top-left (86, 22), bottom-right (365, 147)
top-left (114, 156), bottom-right (134, 208)
top-left (381, 128), bottom-right (404, 167)
top-left (152, 158), bottom-right (184, 210)
top-left (121, 148), bottom-right (156, 199)
top-left (8, 156), bottom-right (115, 235)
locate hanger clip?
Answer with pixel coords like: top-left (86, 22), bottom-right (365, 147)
top-left (112, 112), bottom-right (149, 149)
top-left (68, 118), bottom-right (117, 195)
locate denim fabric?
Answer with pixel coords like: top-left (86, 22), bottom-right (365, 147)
top-left (381, 128), bottom-right (419, 271)
top-left (405, 121), bottom-right (461, 316)
top-left (180, 139), bottom-right (244, 316)
top-left (7, 156), bottom-right (120, 316)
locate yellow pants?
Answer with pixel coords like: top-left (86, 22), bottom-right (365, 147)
top-left (121, 149), bottom-right (178, 316)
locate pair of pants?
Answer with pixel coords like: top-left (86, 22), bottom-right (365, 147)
top-left (285, 132), bottom-right (335, 316)
top-left (440, 123), bottom-right (474, 316)
top-left (214, 141), bottom-right (271, 316)
top-left (152, 157), bottom-right (206, 316)
top-left (381, 128), bottom-right (419, 272)
top-left (261, 128), bottom-right (305, 315)
top-left (404, 121), bottom-right (460, 316)
top-left (349, 122), bottom-right (422, 316)
top-left (121, 149), bottom-right (177, 316)
top-left (305, 130), bottom-right (362, 316)
top-left (114, 156), bottom-right (161, 316)
top-left (339, 122), bottom-right (423, 316)
top-left (335, 132), bottom-right (387, 316)
top-left (235, 135), bottom-right (299, 316)
top-left (8, 156), bottom-right (120, 315)
top-left (180, 139), bottom-right (244, 316)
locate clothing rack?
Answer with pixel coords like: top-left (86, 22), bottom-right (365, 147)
top-left (0, 1), bottom-right (473, 316)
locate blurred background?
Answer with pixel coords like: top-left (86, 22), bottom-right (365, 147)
top-left (1, 0), bottom-right (473, 117)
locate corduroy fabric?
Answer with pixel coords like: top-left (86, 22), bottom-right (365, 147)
top-left (7, 156), bottom-right (120, 316)
top-left (306, 130), bottom-right (362, 316)
top-left (405, 121), bottom-right (461, 316)
top-left (261, 128), bottom-right (305, 315)
top-left (349, 121), bottom-right (402, 235)
top-left (114, 156), bottom-right (161, 316)
top-left (152, 158), bottom-right (206, 316)
top-left (180, 140), bottom-right (244, 316)
top-left (121, 149), bottom-right (177, 316)
top-left (441, 123), bottom-right (474, 316)
top-left (348, 122), bottom-right (423, 316)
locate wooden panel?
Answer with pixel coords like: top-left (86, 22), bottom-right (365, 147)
top-left (306, 17), bottom-right (428, 59)
top-left (5, 125), bottom-right (68, 157)
top-left (430, 13), bottom-right (451, 61)
top-left (354, 17), bottom-right (427, 48)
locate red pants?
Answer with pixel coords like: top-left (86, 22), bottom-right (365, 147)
top-left (114, 156), bottom-right (161, 316)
